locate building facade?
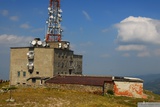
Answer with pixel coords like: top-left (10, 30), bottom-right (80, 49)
top-left (10, 40), bottom-right (82, 86)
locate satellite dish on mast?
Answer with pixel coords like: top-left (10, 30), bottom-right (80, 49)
top-left (31, 40), bottom-right (37, 46)
top-left (58, 9), bottom-right (63, 13)
top-left (64, 44), bottom-right (68, 49)
top-left (48, 7), bottom-right (51, 11)
top-left (37, 41), bottom-right (42, 45)
top-left (50, 15), bottom-right (54, 19)
top-left (42, 42), bottom-right (47, 47)
top-left (58, 14), bottom-right (62, 18)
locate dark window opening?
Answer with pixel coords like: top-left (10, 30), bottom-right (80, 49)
top-left (23, 72), bottom-right (26, 77)
top-left (58, 62), bottom-right (60, 67)
top-left (69, 69), bottom-right (72, 75)
top-left (36, 72), bottom-right (39, 75)
top-left (61, 62), bottom-right (64, 68)
top-left (18, 71), bottom-right (20, 77)
top-left (32, 78), bottom-right (36, 83)
top-left (70, 61), bottom-right (73, 66)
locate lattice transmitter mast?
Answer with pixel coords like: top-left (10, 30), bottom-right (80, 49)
top-left (45, 0), bottom-right (63, 42)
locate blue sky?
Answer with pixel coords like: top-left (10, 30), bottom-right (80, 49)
top-left (1, 0), bottom-right (160, 80)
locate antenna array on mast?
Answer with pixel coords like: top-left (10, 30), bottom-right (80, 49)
top-left (45, 0), bottom-right (63, 42)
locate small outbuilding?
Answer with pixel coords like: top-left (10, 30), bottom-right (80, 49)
top-left (45, 75), bottom-right (146, 98)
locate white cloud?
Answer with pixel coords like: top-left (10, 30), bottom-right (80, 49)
top-left (82, 10), bottom-right (91, 21)
top-left (116, 45), bottom-right (146, 51)
top-left (20, 23), bottom-right (31, 29)
top-left (137, 51), bottom-right (150, 57)
top-left (0, 34), bottom-right (33, 47)
top-left (0, 10), bottom-right (9, 16)
top-left (116, 16), bottom-right (160, 45)
top-left (10, 16), bottom-right (19, 21)
top-left (115, 16), bottom-right (160, 57)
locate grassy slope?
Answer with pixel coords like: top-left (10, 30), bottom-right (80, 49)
top-left (0, 83), bottom-right (160, 107)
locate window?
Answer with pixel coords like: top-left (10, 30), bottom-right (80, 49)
top-left (58, 62), bottom-right (60, 67)
top-left (61, 62), bottom-right (64, 68)
top-left (23, 72), bottom-right (26, 77)
top-left (58, 54), bottom-right (60, 58)
top-left (69, 69), bottom-right (72, 75)
top-left (70, 61), bottom-right (73, 66)
top-left (32, 78), bottom-right (36, 83)
top-left (36, 72), bottom-right (39, 75)
top-left (18, 71), bottom-right (20, 77)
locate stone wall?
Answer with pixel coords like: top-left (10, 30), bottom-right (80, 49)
top-left (46, 83), bottom-right (103, 94)
top-left (45, 82), bottom-right (114, 95)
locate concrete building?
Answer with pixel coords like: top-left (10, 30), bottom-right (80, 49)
top-left (10, 40), bottom-right (83, 86)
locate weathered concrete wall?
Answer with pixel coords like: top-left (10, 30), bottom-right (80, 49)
top-left (10, 48), bottom-right (29, 85)
top-left (54, 49), bottom-right (74, 75)
top-left (34, 48), bottom-right (54, 78)
top-left (114, 81), bottom-right (146, 98)
top-left (10, 48), bottom-right (54, 86)
top-left (54, 49), bottom-right (82, 75)
top-left (73, 55), bottom-right (83, 74)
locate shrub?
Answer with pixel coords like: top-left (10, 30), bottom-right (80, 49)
top-left (107, 90), bottom-right (114, 95)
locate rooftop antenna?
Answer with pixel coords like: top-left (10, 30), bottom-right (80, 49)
top-left (45, 0), bottom-right (63, 42)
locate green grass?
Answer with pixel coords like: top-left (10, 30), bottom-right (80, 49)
top-left (0, 84), bottom-right (160, 107)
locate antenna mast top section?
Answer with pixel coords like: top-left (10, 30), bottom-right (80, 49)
top-left (45, 0), bottom-right (63, 42)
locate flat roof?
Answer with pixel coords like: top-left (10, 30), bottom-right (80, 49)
top-left (45, 75), bottom-right (144, 86)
